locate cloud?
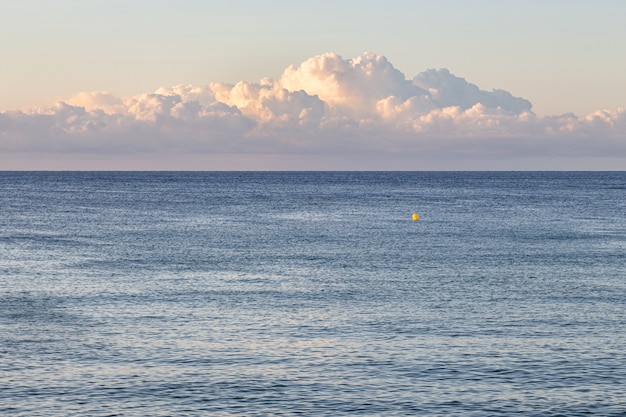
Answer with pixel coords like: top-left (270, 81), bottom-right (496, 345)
top-left (1, 52), bottom-right (625, 168)
top-left (413, 68), bottom-right (532, 114)
top-left (279, 52), bottom-right (432, 119)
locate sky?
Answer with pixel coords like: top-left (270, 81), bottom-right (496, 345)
top-left (1, 0), bottom-right (625, 170)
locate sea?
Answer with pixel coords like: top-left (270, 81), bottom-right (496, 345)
top-left (1, 171), bottom-right (625, 416)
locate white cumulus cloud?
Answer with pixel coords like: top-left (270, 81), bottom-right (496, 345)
top-left (413, 68), bottom-right (532, 114)
top-left (1, 52), bottom-right (625, 168)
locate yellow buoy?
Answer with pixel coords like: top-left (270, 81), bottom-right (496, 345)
top-left (412, 213), bottom-right (419, 221)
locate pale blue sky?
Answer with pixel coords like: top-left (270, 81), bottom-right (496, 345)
top-left (2, 0), bottom-right (625, 115)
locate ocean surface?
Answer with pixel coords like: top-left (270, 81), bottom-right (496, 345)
top-left (1, 171), bottom-right (625, 416)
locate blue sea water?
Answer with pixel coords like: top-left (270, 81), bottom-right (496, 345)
top-left (1, 171), bottom-right (625, 416)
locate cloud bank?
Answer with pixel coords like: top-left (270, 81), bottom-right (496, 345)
top-left (1, 52), bottom-right (625, 169)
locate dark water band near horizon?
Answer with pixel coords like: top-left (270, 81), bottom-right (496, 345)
top-left (1, 171), bottom-right (625, 416)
